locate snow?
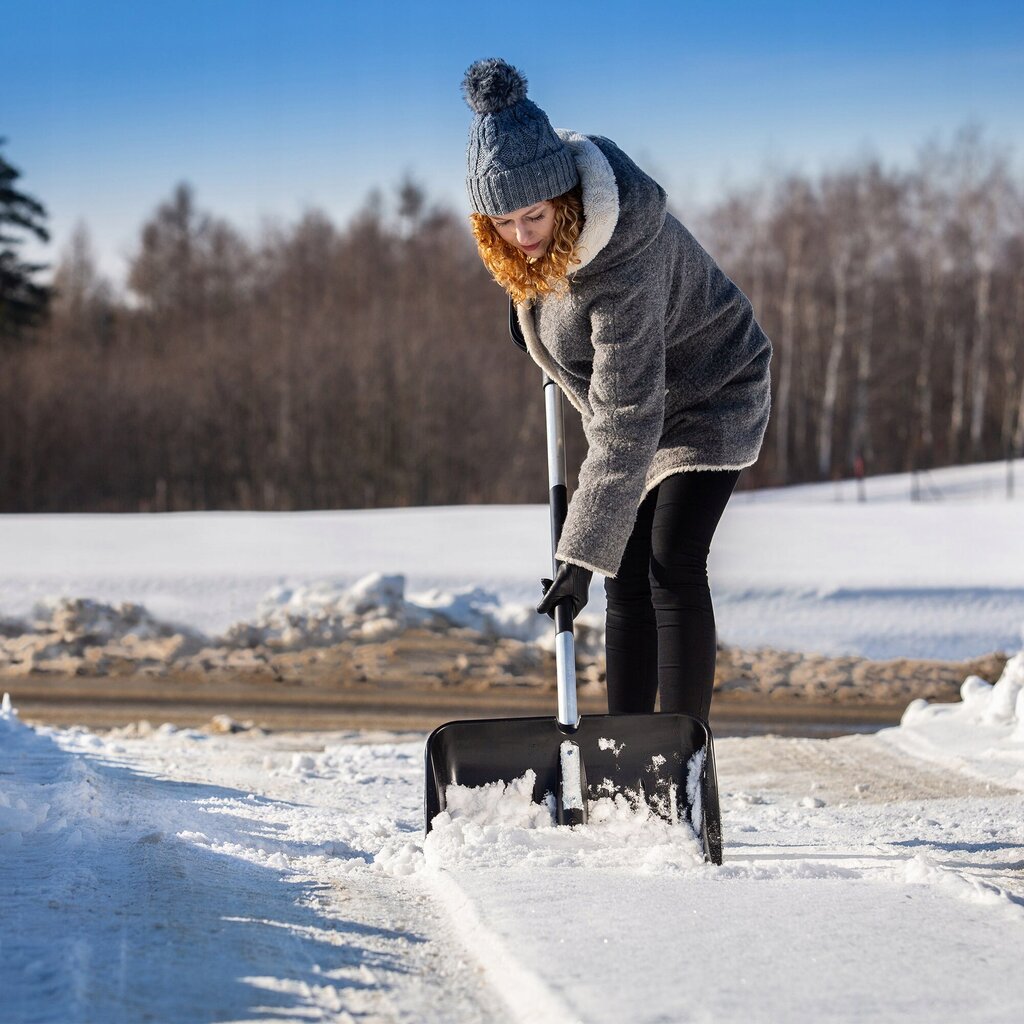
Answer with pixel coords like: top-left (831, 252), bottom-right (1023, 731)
top-left (417, 769), bottom-right (703, 875)
top-left (2, 457), bottom-right (1023, 659)
top-left (882, 653), bottom-right (1024, 790)
top-left (3, 458), bottom-right (1024, 1020)
top-left (3, 668), bottom-right (1024, 1021)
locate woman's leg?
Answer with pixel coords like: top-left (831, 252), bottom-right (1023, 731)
top-left (603, 489), bottom-right (660, 714)
top-left (649, 470), bottom-right (741, 722)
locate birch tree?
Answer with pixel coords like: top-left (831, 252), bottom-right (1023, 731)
top-left (817, 171), bottom-right (862, 478)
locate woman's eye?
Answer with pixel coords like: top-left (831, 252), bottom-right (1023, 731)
top-left (528, 214), bottom-right (544, 222)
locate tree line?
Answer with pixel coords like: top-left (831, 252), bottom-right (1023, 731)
top-left (692, 124), bottom-right (1024, 486)
top-left (1, 124), bottom-right (1021, 513)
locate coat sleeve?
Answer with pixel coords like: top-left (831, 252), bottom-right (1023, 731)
top-left (555, 274), bottom-right (667, 577)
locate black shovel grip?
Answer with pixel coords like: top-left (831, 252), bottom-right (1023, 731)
top-left (509, 299), bottom-right (527, 352)
top-left (548, 481), bottom-right (573, 633)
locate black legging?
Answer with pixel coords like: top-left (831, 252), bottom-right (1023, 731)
top-left (604, 469), bottom-right (740, 722)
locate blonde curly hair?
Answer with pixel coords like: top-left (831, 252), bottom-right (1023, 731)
top-left (470, 185), bottom-right (584, 304)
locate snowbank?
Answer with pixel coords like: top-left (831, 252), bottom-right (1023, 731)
top-left (0, 694), bottom-right (91, 855)
top-left (0, 596), bottom-right (205, 675)
top-left (222, 572), bottom-right (562, 650)
top-left (0, 572), bottom-right (603, 678)
top-left (882, 651), bottom-right (1024, 789)
top-left (0, 697), bottom-right (56, 846)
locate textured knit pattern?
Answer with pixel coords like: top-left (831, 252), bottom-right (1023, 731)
top-left (462, 59), bottom-right (579, 216)
top-left (515, 132), bottom-right (772, 577)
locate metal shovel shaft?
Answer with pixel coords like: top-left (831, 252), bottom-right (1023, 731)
top-left (542, 372), bottom-right (579, 730)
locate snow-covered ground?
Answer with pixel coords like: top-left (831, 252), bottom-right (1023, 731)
top-left (3, 659), bottom-right (1024, 1023)
top-left (3, 459), bottom-right (1024, 1022)
top-left (2, 458), bottom-right (1023, 660)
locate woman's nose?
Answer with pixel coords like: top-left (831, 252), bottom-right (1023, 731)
top-left (516, 223), bottom-right (531, 243)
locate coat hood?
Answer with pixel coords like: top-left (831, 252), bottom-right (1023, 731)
top-left (556, 130), bottom-right (668, 278)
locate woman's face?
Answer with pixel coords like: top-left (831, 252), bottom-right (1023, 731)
top-left (489, 201), bottom-right (556, 258)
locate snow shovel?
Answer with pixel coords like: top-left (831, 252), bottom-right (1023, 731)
top-left (423, 310), bottom-right (723, 864)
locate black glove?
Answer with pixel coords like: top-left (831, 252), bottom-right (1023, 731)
top-left (537, 562), bottom-right (593, 619)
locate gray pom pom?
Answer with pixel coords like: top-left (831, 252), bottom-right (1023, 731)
top-left (462, 58), bottom-right (528, 115)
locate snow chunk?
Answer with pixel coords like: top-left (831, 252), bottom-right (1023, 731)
top-left (289, 753), bottom-right (319, 777)
top-left (373, 837), bottom-right (426, 877)
top-left (984, 652), bottom-right (1024, 725)
top-left (340, 573), bottom-right (406, 617)
top-left (440, 771), bottom-right (554, 830)
top-left (960, 674), bottom-right (993, 713)
top-left (686, 748), bottom-right (706, 835)
top-left (902, 854), bottom-right (1024, 919)
top-left (1014, 687), bottom-right (1024, 743)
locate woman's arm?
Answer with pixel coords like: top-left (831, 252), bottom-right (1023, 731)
top-left (555, 278), bottom-right (668, 577)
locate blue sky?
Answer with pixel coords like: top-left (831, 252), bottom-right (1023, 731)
top-left (5, 0), bottom-right (1023, 283)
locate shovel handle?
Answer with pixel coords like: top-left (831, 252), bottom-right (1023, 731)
top-left (543, 373), bottom-right (580, 728)
top-left (510, 302), bottom-right (579, 728)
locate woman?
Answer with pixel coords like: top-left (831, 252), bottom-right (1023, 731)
top-left (462, 59), bottom-right (771, 723)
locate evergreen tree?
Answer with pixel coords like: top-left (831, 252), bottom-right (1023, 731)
top-left (0, 139), bottom-right (51, 342)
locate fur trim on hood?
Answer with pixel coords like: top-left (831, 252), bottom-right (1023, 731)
top-left (554, 130), bottom-right (618, 272)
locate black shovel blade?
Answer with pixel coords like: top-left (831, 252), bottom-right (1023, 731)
top-left (424, 713), bottom-right (722, 864)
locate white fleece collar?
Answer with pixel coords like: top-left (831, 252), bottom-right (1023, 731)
top-left (510, 133), bottom-right (619, 408)
top-left (555, 129), bottom-right (618, 273)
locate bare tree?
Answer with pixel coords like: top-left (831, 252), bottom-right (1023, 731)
top-left (769, 176), bottom-right (815, 482)
top-left (847, 160), bottom-right (903, 475)
top-left (817, 171), bottom-right (862, 478)
top-left (51, 223), bottom-right (114, 347)
top-left (906, 149), bottom-right (955, 474)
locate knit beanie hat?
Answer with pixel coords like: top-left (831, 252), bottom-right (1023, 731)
top-left (462, 58), bottom-right (579, 217)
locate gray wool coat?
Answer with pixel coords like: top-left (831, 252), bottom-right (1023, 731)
top-left (514, 130), bottom-right (772, 578)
